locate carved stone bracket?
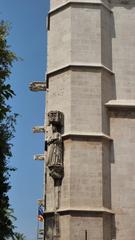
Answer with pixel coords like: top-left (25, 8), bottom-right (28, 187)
top-left (32, 126), bottom-right (45, 133)
top-left (34, 154), bottom-right (45, 161)
top-left (49, 165), bottom-right (64, 181)
top-left (29, 81), bottom-right (47, 92)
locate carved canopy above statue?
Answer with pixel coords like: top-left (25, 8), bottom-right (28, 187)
top-left (48, 111), bottom-right (64, 127)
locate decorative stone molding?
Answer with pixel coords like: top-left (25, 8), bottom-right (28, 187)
top-left (49, 0), bottom-right (112, 16)
top-left (105, 100), bottom-right (135, 118)
top-left (62, 132), bottom-right (113, 141)
top-left (44, 207), bottom-right (114, 215)
top-left (46, 63), bottom-right (114, 87)
top-left (47, 63), bottom-right (114, 77)
top-left (105, 100), bottom-right (135, 109)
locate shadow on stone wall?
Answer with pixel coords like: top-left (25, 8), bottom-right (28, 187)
top-left (111, 214), bottom-right (117, 239)
top-left (111, 0), bottom-right (135, 9)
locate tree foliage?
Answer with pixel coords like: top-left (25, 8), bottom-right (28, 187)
top-left (13, 233), bottom-right (26, 240)
top-left (0, 20), bottom-right (18, 239)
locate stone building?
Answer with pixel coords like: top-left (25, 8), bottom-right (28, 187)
top-left (31, 0), bottom-right (135, 239)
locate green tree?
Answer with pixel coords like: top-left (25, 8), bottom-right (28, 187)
top-left (13, 233), bottom-right (26, 240)
top-left (0, 20), bottom-right (18, 240)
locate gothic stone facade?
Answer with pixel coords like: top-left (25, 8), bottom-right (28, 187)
top-left (44, 0), bottom-right (135, 239)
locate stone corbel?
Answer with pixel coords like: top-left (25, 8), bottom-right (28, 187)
top-left (34, 154), bottom-right (45, 161)
top-left (32, 126), bottom-right (45, 133)
top-left (29, 81), bottom-right (47, 92)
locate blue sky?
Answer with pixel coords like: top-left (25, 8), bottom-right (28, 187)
top-left (0, 0), bottom-right (49, 239)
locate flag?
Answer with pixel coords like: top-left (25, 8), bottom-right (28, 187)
top-left (37, 205), bottom-right (44, 222)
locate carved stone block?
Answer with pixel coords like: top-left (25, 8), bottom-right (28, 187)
top-left (29, 81), bottom-right (47, 91)
top-left (32, 126), bottom-right (45, 133)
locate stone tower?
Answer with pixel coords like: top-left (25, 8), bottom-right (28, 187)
top-left (33, 0), bottom-right (135, 239)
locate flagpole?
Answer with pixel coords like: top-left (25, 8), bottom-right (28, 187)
top-left (37, 218), bottom-right (39, 240)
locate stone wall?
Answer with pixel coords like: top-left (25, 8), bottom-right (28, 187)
top-left (45, 0), bottom-right (135, 239)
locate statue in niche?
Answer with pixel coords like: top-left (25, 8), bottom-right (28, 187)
top-left (46, 111), bottom-right (64, 182)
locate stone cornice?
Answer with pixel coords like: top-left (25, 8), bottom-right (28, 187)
top-left (47, 63), bottom-right (114, 76)
top-left (49, 1), bottom-right (112, 17)
top-left (105, 100), bottom-right (135, 109)
top-left (46, 63), bottom-right (114, 85)
top-left (46, 63), bottom-right (114, 87)
top-left (62, 132), bottom-right (113, 141)
top-left (32, 127), bottom-right (113, 141)
top-left (44, 207), bottom-right (114, 215)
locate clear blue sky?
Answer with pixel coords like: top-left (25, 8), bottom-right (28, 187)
top-left (0, 0), bottom-right (49, 239)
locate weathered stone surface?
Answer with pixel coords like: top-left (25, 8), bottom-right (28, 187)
top-left (111, 1), bottom-right (135, 99)
top-left (45, 0), bottom-right (135, 239)
top-left (110, 115), bottom-right (135, 239)
top-left (47, 69), bottom-right (114, 135)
